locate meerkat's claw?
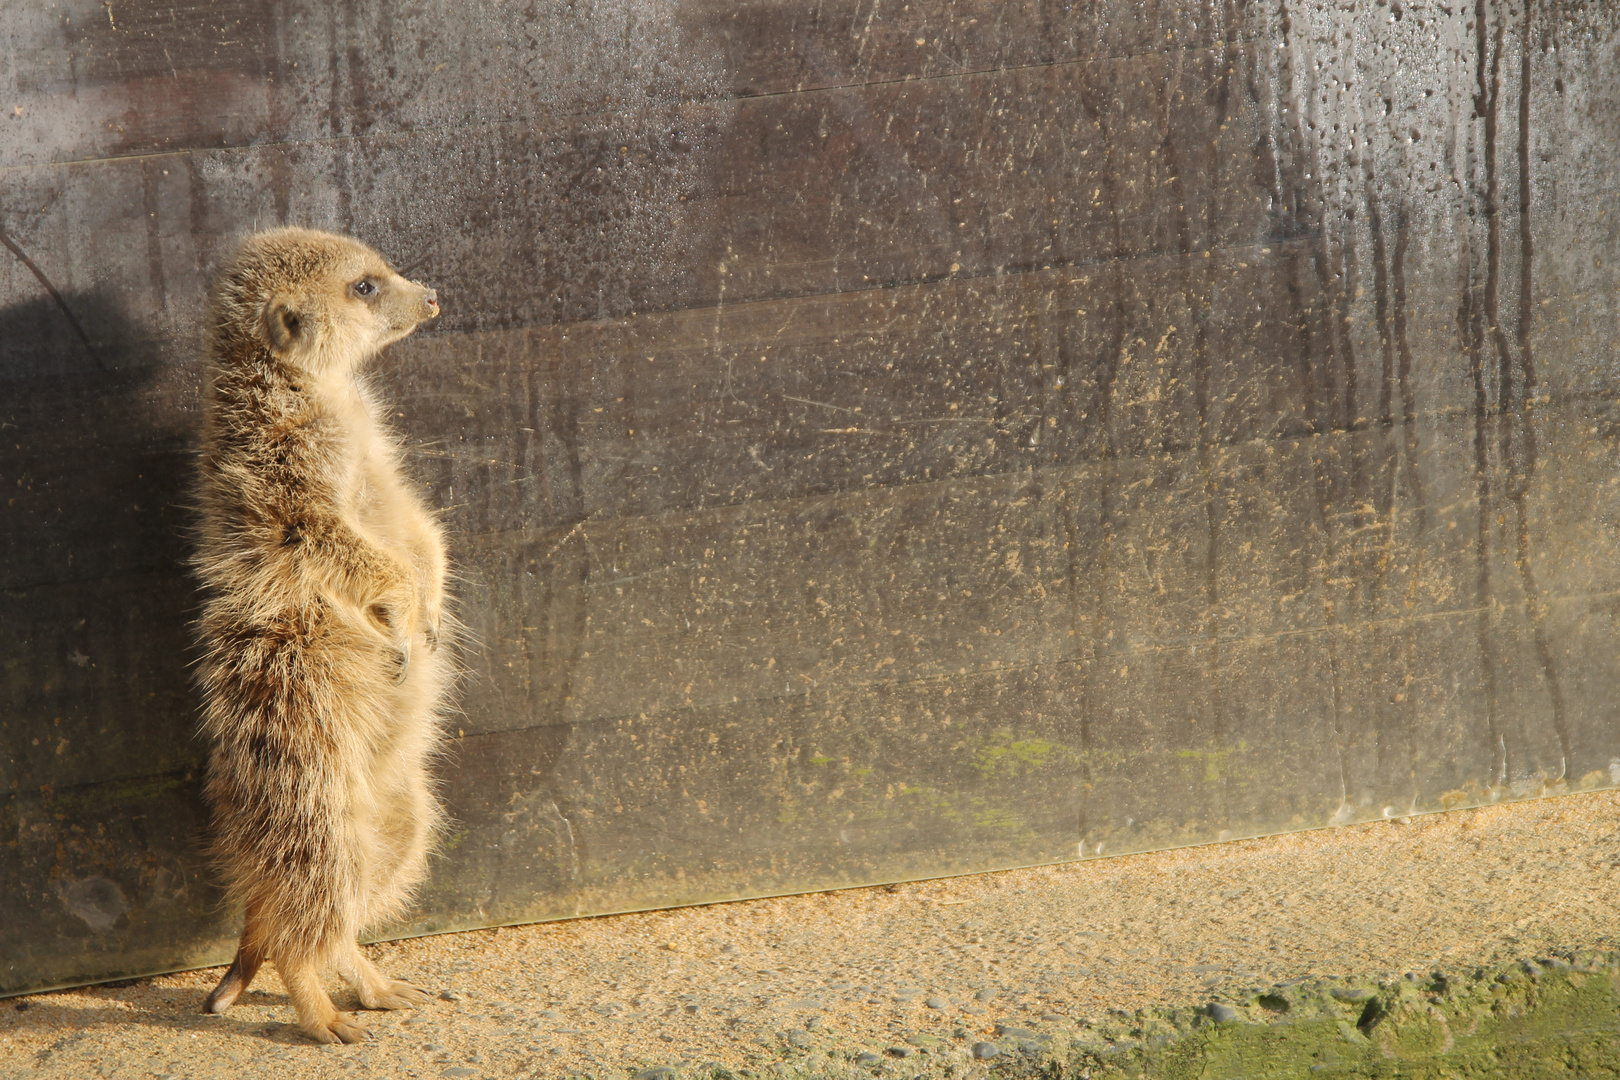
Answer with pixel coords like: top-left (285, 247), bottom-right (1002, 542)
top-left (424, 620), bottom-right (440, 653)
top-left (306, 1017), bottom-right (371, 1044)
top-left (393, 640), bottom-right (411, 683)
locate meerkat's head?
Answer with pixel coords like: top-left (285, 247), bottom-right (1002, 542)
top-left (213, 227), bottom-right (440, 373)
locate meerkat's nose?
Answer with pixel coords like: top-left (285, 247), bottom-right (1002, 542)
top-left (422, 289), bottom-right (440, 317)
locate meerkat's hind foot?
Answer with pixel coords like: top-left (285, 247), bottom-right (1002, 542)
top-left (340, 947), bottom-right (432, 1010)
top-left (361, 978), bottom-right (432, 1011)
top-left (281, 954), bottom-right (370, 1045)
top-left (303, 1015), bottom-right (373, 1045)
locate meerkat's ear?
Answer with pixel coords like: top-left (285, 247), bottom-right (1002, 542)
top-left (262, 293), bottom-right (307, 354)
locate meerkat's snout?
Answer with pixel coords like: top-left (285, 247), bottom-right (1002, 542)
top-left (368, 275), bottom-right (441, 346)
top-left (395, 279), bottom-right (438, 327)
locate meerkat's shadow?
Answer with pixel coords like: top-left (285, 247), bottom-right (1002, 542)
top-left (0, 287), bottom-right (223, 984)
top-left (8, 988), bottom-right (350, 1045)
top-left (0, 288), bottom-right (192, 673)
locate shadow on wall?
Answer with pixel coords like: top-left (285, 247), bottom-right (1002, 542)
top-left (0, 276), bottom-right (223, 977)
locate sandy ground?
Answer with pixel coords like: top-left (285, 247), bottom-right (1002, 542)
top-left (4, 790), bottom-right (1618, 1079)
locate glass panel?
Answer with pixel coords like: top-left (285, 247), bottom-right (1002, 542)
top-left (3, 0), bottom-right (1616, 996)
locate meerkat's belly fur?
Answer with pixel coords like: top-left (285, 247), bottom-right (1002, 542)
top-left (194, 227), bottom-right (450, 1044)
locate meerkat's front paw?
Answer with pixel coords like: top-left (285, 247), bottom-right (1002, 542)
top-left (303, 1015), bottom-right (372, 1044)
top-left (359, 979), bottom-right (432, 1010)
top-left (420, 589), bottom-right (444, 653)
top-left (368, 600), bottom-right (414, 682)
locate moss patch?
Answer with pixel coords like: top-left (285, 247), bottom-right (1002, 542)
top-left (999, 951), bottom-right (1620, 1079)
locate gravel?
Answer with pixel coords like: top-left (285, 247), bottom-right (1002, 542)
top-left (4, 790), bottom-right (1619, 1078)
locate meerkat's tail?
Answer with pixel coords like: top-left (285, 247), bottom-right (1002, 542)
top-left (203, 945), bottom-right (264, 1013)
top-left (203, 902), bottom-right (267, 1013)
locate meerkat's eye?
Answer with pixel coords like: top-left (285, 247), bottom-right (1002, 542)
top-left (352, 279), bottom-right (377, 299)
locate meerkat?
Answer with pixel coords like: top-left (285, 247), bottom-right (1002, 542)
top-left (193, 227), bottom-right (452, 1044)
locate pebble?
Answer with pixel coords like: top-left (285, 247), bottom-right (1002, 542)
top-left (785, 1029), bottom-right (814, 1047)
top-left (961, 1006), bottom-right (985, 1015)
top-left (1327, 988), bottom-right (1375, 1003)
top-left (442, 1070), bottom-right (479, 1078)
top-left (438, 990), bottom-right (468, 1002)
top-left (854, 1051), bottom-right (882, 1065)
top-left (974, 989), bottom-right (997, 1001)
top-left (885, 1046), bottom-right (914, 1058)
top-left (1207, 1003), bottom-right (1239, 1024)
top-left (971, 1042), bottom-right (1001, 1060)
top-left (781, 999), bottom-right (822, 1010)
top-left (994, 1024), bottom-right (1036, 1039)
top-left (633, 1069), bottom-right (677, 1080)
top-left (1040, 1013), bottom-right (1066, 1022)
top-left (537, 1009), bottom-right (563, 1019)
top-left (905, 1034), bottom-right (942, 1049)
top-left (924, 997), bottom-right (947, 1009)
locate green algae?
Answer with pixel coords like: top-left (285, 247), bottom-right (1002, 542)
top-left (1017, 953), bottom-right (1620, 1080)
top-left (969, 730), bottom-right (1081, 781)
